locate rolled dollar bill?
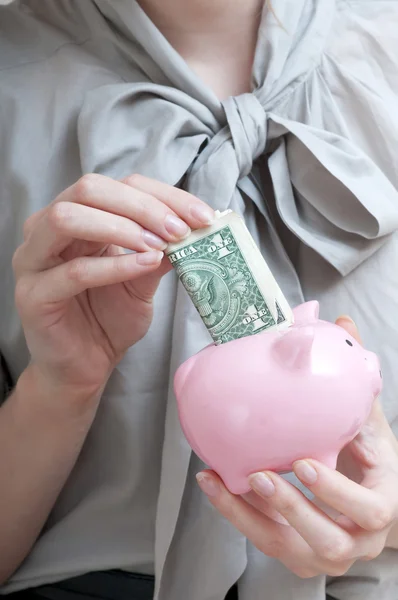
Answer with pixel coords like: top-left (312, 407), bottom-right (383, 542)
top-left (166, 210), bottom-right (294, 345)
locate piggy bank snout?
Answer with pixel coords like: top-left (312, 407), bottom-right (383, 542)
top-left (365, 350), bottom-right (382, 397)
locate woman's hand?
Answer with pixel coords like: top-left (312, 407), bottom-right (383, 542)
top-left (196, 317), bottom-right (398, 578)
top-left (13, 173), bottom-right (214, 400)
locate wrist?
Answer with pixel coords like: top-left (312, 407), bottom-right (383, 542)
top-left (15, 363), bottom-right (104, 420)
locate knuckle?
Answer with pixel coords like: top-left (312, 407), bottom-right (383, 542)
top-left (361, 538), bottom-right (385, 561)
top-left (257, 537), bottom-right (285, 559)
top-left (326, 562), bottom-right (352, 577)
top-left (362, 549), bottom-right (381, 562)
top-left (124, 173), bottom-right (144, 188)
top-left (123, 184), bottom-right (150, 220)
top-left (47, 202), bottom-right (73, 231)
top-left (74, 173), bottom-right (101, 203)
top-left (221, 495), bottom-right (243, 526)
top-left (23, 214), bottom-right (36, 240)
top-left (113, 256), bottom-right (128, 276)
top-left (67, 258), bottom-right (88, 282)
top-left (14, 278), bottom-right (32, 313)
top-left (12, 245), bottom-right (24, 273)
top-left (292, 566), bottom-right (318, 579)
top-left (277, 496), bottom-right (297, 517)
top-left (318, 538), bottom-right (353, 563)
top-left (363, 503), bottom-right (393, 531)
top-left (131, 195), bottom-right (148, 221)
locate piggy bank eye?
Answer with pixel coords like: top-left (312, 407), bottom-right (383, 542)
top-left (345, 339), bottom-right (353, 347)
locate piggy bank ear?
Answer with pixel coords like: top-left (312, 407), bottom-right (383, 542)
top-left (293, 301), bottom-right (319, 325)
top-left (272, 326), bottom-right (315, 370)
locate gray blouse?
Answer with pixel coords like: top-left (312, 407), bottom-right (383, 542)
top-left (0, 1), bottom-right (397, 599)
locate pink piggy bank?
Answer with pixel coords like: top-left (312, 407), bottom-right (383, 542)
top-left (174, 301), bottom-right (382, 494)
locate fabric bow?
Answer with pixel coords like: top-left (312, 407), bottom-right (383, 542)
top-left (79, 75), bottom-right (398, 275)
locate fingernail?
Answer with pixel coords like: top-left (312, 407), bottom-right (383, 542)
top-left (249, 473), bottom-right (275, 498)
top-left (196, 472), bottom-right (219, 497)
top-left (190, 204), bottom-right (215, 225)
top-left (142, 230), bottom-right (167, 250)
top-left (293, 461), bottom-right (318, 485)
top-left (164, 214), bottom-right (191, 239)
top-left (136, 250), bottom-right (164, 265)
top-left (337, 315), bottom-right (355, 326)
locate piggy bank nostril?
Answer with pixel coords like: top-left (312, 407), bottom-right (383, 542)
top-left (380, 369), bottom-right (383, 379)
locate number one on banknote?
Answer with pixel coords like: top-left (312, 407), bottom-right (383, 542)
top-left (166, 210), bottom-right (294, 345)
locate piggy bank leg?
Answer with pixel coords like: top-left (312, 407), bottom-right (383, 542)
top-left (317, 453), bottom-right (338, 471)
top-left (220, 471), bottom-right (252, 496)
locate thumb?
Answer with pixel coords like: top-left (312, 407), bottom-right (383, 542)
top-left (335, 315), bottom-right (362, 345)
top-left (128, 255), bottom-right (172, 302)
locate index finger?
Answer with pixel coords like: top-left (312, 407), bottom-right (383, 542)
top-left (122, 174), bottom-right (215, 227)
